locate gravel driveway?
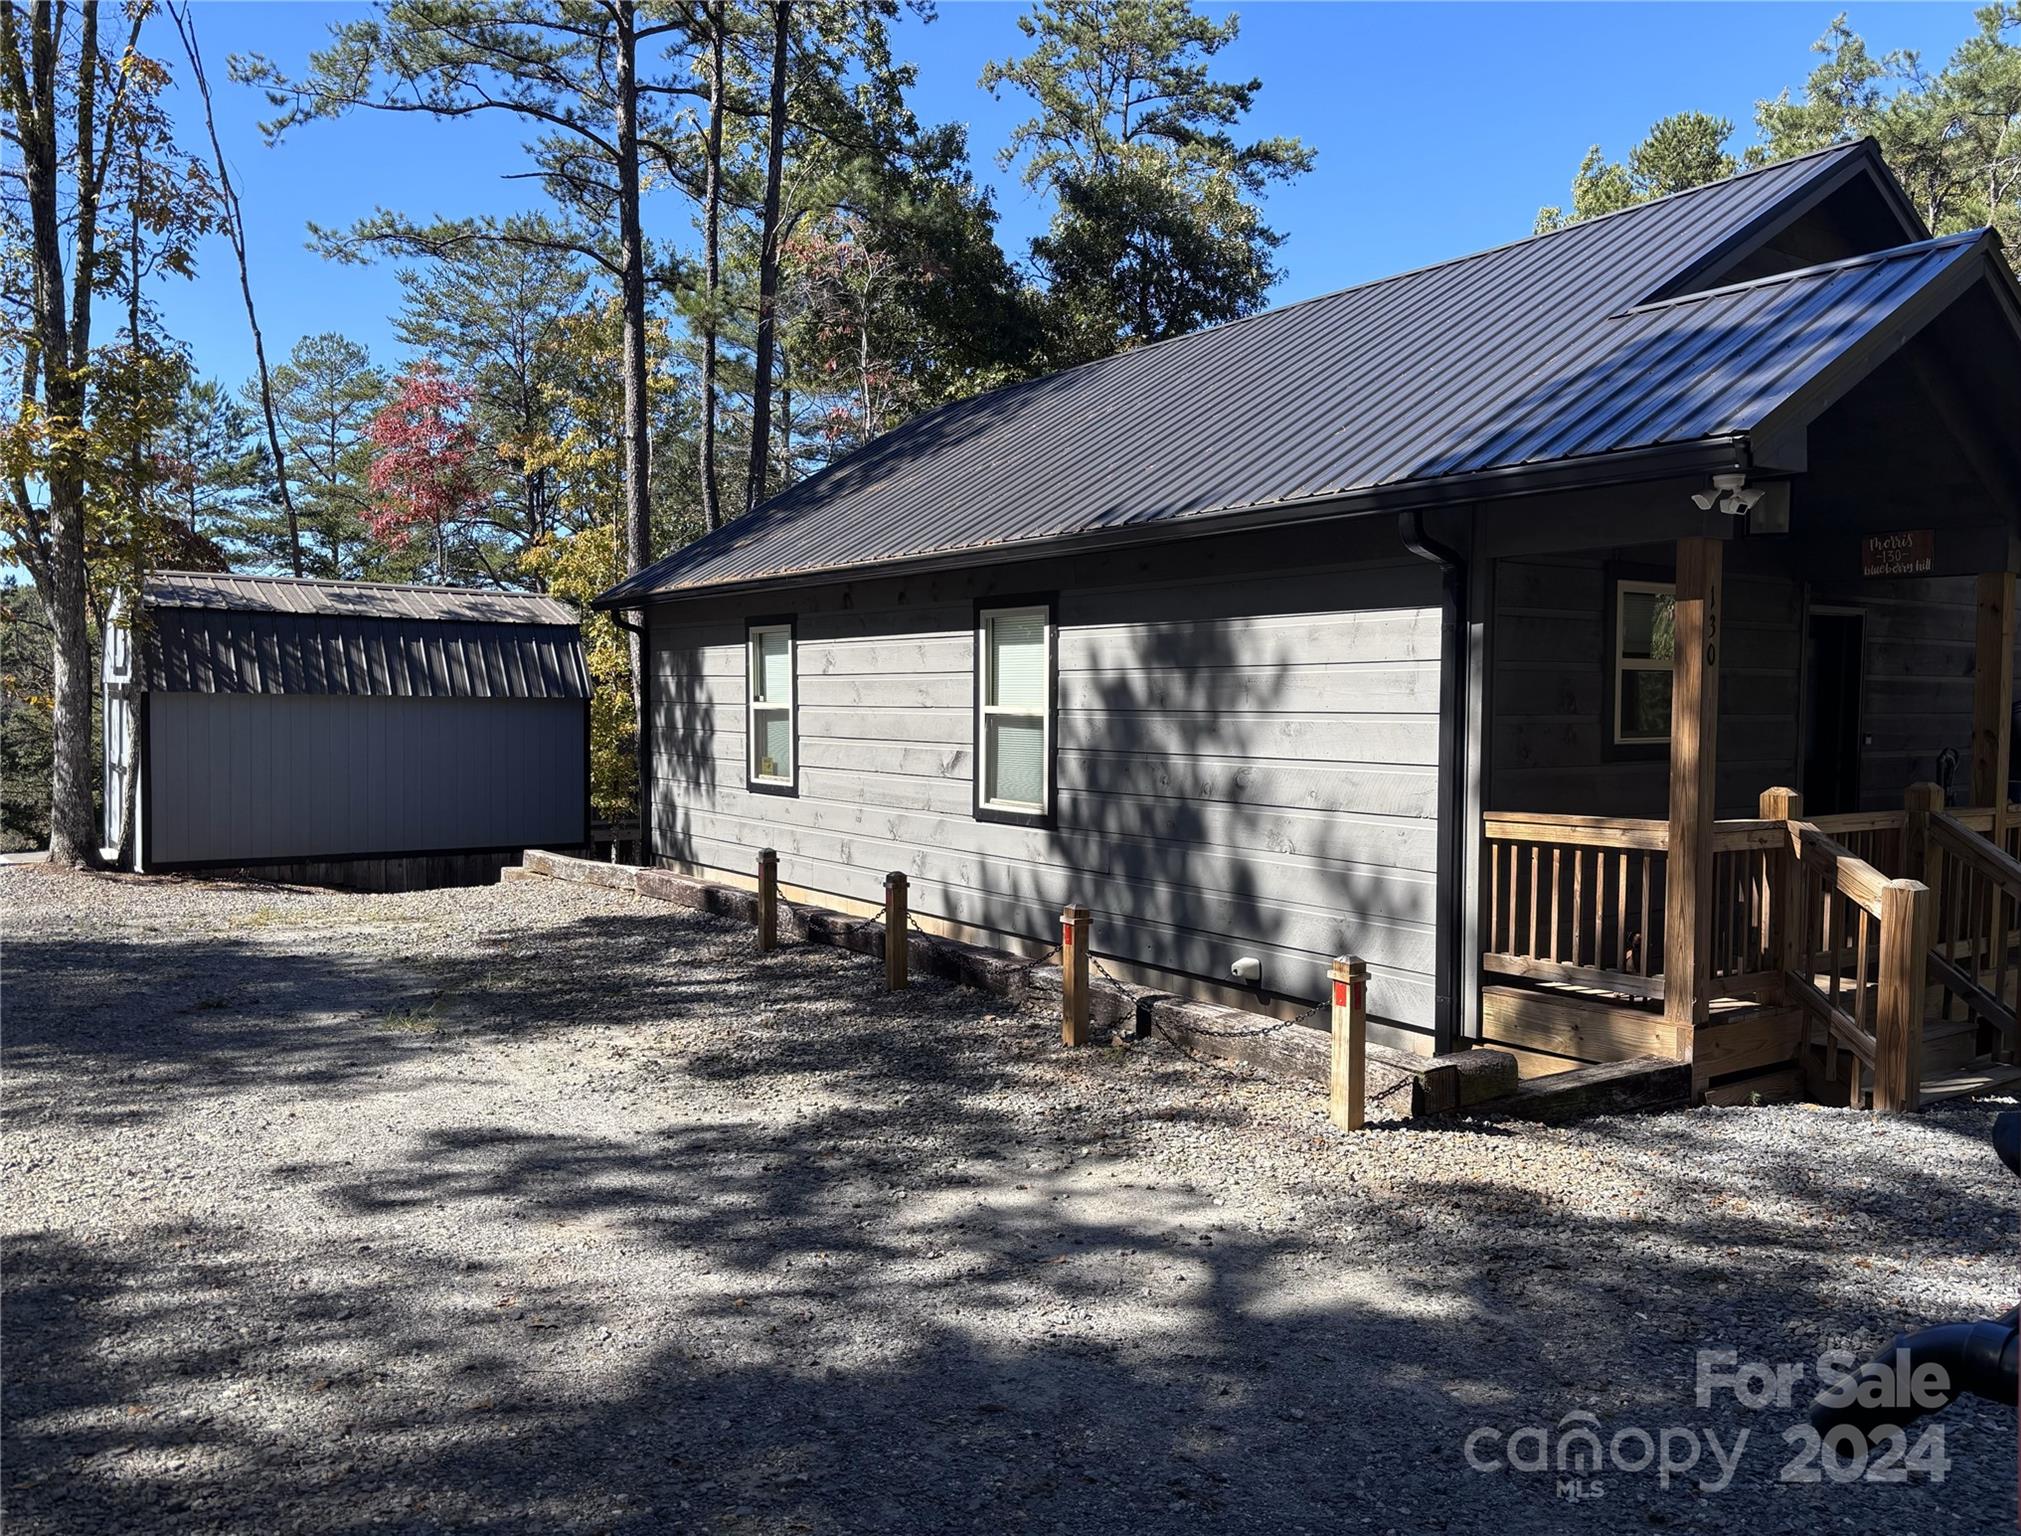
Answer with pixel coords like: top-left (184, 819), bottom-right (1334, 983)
top-left (5, 865), bottom-right (2016, 1534)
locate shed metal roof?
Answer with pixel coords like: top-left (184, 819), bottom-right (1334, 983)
top-left (146, 570), bottom-right (577, 626)
top-left (599, 141), bottom-right (2007, 607)
top-left (140, 573), bottom-right (589, 700)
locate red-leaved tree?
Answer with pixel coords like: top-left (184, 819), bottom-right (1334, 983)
top-left (365, 362), bottom-right (484, 581)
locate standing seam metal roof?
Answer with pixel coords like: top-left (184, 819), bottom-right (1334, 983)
top-left (139, 572), bottom-right (589, 699)
top-left (599, 141), bottom-right (2000, 605)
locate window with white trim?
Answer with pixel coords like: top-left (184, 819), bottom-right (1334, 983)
top-left (747, 622), bottom-right (795, 788)
top-left (1613, 579), bottom-right (1676, 744)
top-left (977, 605), bottom-right (1051, 816)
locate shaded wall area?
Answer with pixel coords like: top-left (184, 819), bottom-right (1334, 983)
top-left (647, 521), bottom-right (1445, 1039)
top-left (1489, 549), bottom-right (2017, 819)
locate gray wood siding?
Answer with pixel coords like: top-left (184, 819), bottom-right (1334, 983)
top-left (650, 556), bottom-right (1444, 1035)
top-left (1491, 554), bottom-right (2007, 817)
top-left (147, 694), bottom-right (585, 864)
top-left (1810, 575), bottom-right (2021, 809)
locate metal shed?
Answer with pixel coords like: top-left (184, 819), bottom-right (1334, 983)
top-left (105, 572), bottom-right (590, 882)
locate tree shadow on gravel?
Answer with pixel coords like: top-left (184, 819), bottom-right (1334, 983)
top-left (7, 893), bottom-right (2018, 1535)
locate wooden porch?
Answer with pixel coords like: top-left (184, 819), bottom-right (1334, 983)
top-left (1476, 537), bottom-right (2021, 1111)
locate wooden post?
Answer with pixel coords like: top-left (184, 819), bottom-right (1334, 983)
top-left (1664, 536), bottom-right (1724, 1050)
top-left (1759, 788), bottom-right (1803, 990)
top-left (1060, 904), bottom-right (1090, 1046)
top-left (1873, 877), bottom-right (1931, 1112)
top-left (756, 848), bottom-right (778, 953)
top-left (884, 872), bottom-right (908, 991)
top-left (1329, 955), bottom-right (1368, 1131)
top-left (1971, 572), bottom-right (2014, 833)
top-left (1902, 782), bottom-right (1943, 890)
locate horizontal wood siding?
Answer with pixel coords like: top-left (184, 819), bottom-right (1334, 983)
top-left (650, 551), bottom-right (1443, 1036)
top-left (1489, 553), bottom-right (1799, 818)
top-left (1491, 553), bottom-right (2008, 818)
top-left (148, 694), bottom-right (585, 864)
top-left (1811, 575), bottom-right (2018, 809)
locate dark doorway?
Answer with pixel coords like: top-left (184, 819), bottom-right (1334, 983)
top-left (1803, 608), bottom-right (1865, 814)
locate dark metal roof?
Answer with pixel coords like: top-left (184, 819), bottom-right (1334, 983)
top-left (146, 570), bottom-right (577, 626)
top-left (599, 141), bottom-right (1996, 607)
top-left (140, 573), bottom-right (588, 699)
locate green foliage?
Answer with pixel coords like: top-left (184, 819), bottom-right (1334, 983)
top-left (259, 333), bottom-right (392, 579)
top-left (392, 235), bottom-right (591, 548)
top-left (1538, 8), bottom-right (2021, 244)
top-left (0, 580), bottom-right (54, 853)
top-left (983, 0), bottom-right (1313, 361)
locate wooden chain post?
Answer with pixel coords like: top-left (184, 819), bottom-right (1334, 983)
top-left (884, 872), bottom-right (909, 991)
top-left (1329, 955), bottom-right (1368, 1130)
top-left (756, 848), bottom-right (778, 953)
top-left (1061, 904), bottom-right (1091, 1046)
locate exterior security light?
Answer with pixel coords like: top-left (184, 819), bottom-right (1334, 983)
top-left (1691, 473), bottom-right (1765, 517)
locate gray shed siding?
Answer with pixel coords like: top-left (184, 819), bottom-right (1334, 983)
top-left (649, 545), bottom-right (1443, 1036)
top-left (146, 694), bottom-right (586, 866)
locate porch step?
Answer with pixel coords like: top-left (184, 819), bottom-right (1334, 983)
top-left (1480, 983), bottom-right (1676, 1079)
top-left (1922, 1017), bottom-right (1983, 1074)
top-left (1920, 1061), bottom-right (2021, 1104)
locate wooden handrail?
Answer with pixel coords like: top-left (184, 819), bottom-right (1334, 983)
top-left (1483, 813), bottom-right (1666, 850)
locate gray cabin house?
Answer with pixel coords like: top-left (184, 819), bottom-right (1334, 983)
top-left (107, 572), bottom-right (590, 887)
top-left (598, 141), bottom-right (2021, 1106)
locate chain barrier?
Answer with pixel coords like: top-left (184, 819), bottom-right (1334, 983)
top-left (899, 903), bottom-right (1063, 979)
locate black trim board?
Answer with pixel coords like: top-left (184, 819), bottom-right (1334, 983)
top-left (971, 594), bottom-right (1058, 831)
top-left (147, 841), bottom-right (551, 874)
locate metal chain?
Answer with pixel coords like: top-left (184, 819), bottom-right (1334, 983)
top-left (901, 903), bottom-right (1062, 978)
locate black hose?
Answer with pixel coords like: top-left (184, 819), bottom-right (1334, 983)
top-left (1995, 1110), bottom-right (2020, 1179)
top-left (1810, 1319), bottom-right (2018, 1437)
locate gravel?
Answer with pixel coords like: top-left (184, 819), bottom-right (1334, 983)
top-left (4, 864), bottom-right (2016, 1535)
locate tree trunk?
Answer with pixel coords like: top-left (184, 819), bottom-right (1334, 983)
top-left (697, 0), bottom-right (725, 533)
top-left (744, 0), bottom-right (790, 516)
top-left (613, 0), bottom-right (651, 833)
top-left (614, 2), bottom-right (649, 582)
top-left (11, 0), bottom-right (102, 867)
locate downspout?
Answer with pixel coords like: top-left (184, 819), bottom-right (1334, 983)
top-left (1400, 510), bottom-right (1468, 1054)
top-left (610, 608), bottom-right (652, 867)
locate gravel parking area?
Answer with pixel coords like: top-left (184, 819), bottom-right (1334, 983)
top-left (5, 865), bottom-right (2016, 1534)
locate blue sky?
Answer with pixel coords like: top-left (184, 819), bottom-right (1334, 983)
top-left (159, 1), bottom-right (1985, 391)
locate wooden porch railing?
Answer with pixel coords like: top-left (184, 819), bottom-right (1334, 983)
top-left (1780, 821), bottom-right (1927, 1111)
top-left (1921, 807), bottom-right (2021, 1065)
top-left (1479, 787), bottom-right (2021, 1112)
top-left (1481, 815), bottom-right (1667, 997)
top-left (1482, 815), bottom-right (1804, 1004)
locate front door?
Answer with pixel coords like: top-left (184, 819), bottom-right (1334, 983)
top-left (1803, 607), bottom-right (1866, 815)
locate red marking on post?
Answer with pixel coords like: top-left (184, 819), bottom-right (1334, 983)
top-left (1332, 980), bottom-right (1347, 1009)
top-left (1062, 919), bottom-right (1075, 950)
